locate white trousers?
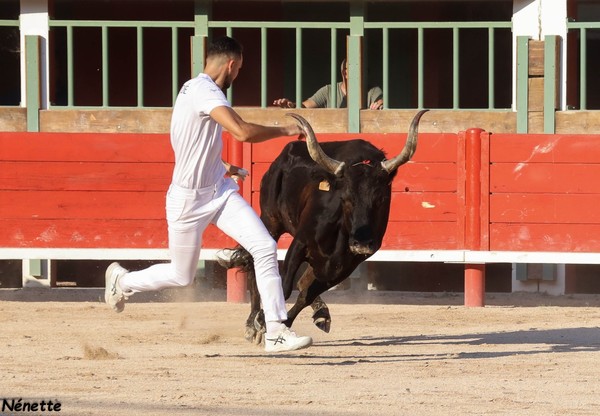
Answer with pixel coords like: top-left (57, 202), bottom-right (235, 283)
top-left (119, 178), bottom-right (288, 325)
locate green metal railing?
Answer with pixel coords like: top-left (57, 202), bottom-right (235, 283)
top-left (567, 21), bottom-right (600, 110)
top-left (206, 21), bottom-right (351, 108)
top-left (47, 19), bottom-right (512, 113)
top-left (47, 20), bottom-right (350, 110)
top-left (48, 20), bottom-right (196, 108)
top-left (0, 19), bottom-right (20, 107)
top-left (365, 21), bottom-right (512, 110)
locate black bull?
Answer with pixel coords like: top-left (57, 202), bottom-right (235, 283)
top-left (223, 110), bottom-right (428, 344)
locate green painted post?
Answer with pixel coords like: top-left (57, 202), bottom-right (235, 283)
top-left (226, 26), bottom-right (233, 103)
top-left (101, 26), bottom-right (109, 107)
top-left (382, 27), bottom-right (389, 109)
top-left (25, 35), bottom-right (40, 132)
top-left (542, 264), bottom-right (557, 281)
top-left (348, 0), bottom-right (364, 133)
top-left (67, 26), bottom-right (74, 106)
top-left (137, 26), bottom-right (144, 107)
top-left (172, 27), bottom-right (179, 104)
top-left (347, 35), bottom-right (362, 133)
top-left (516, 36), bottom-right (529, 134)
top-left (515, 264), bottom-right (526, 281)
top-left (329, 28), bottom-right (337, 109)
top-left (295, 27), bottom-right (302, 109)
top-left (417, 27), bottom-right (424, 109)
top-left (25, 34), bottom-right (43, 280)
top-left (488, 27), bottom-right (495, 109)
top-left (580, 28), bottom-right (587, 110)
top-left (453, 27), bottom-right (459, 109)
top-left (260, 27), bottom-right (267, 108)
top-left (192, 0), bottom-right (210, 77)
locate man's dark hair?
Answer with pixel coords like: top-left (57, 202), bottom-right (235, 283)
top-left (207, 36), bottom-right (243, 60)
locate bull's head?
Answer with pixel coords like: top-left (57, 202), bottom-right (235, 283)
top-left (287, 109), bottom-right (427, 177)
top-left (286, 110), bottom-right (428, 256)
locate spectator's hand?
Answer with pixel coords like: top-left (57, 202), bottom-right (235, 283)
top-left (273, 98), bottom-right (296, 108)
top-left (370, 99), bottom-right (384, 110)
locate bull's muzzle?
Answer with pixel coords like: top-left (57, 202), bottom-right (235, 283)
top-left (349, 239), bottom-right (375, 256)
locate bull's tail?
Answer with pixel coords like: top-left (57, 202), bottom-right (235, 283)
top-left (216, 246), bottom-right (255, 273)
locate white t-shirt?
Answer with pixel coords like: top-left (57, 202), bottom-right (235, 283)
top-left (169, 73), bottom-right (230, 189)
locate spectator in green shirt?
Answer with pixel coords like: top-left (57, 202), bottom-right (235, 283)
top-left (273, 59), bottom-right (384, 110)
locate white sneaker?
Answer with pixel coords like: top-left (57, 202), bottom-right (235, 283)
top-left (105, 262), bottom-right (130, 313)
top-left (264, 327), bottom-right (313, 353)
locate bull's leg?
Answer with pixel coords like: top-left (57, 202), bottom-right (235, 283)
top-left (244, 271), bottom-right (265, 345)
top-left (284, 278), bottom-right (333, 330)
top-left (296, 266), bottom-right (331, 333)
top-left (280, 239), bottom-right (308, 299)
top-left (310, 296), bottom-right (331, 333)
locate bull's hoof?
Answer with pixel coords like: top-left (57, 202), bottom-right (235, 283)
top-left (253, 310), bottom-right (265, 330)
top-left (253, 327), bottom-right (266, 346)
top-left (244, 326), bottom-right (265, 345)
top-left (244, 326), bottom-right (257, 343)
top-left (253, 310), bottom-right (266, 345)
top-left (312, 308), bottom-right (331, 333)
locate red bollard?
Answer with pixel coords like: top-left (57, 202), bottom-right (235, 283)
top-left (465, 264), bottom-right (485, 307)
top-left (227, 267), bottom-right (247, 303)
top-left (464, 128), bottom-right (486, 307)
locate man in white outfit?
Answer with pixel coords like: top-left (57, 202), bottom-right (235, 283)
top-left (105, 36), bottom-right (312, 353)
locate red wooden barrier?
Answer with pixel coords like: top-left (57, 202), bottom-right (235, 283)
top-left (0, 132), bottom-right (232, 250)
top-left (488, 133), bottom-right (600, 253)
top-left (6, 130), bottom-right (600, 306)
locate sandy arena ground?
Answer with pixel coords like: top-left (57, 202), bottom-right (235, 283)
top-left (1, 289), bottom-right (599, 416)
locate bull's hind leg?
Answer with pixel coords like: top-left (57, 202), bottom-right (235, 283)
top-left (311, 296), bottom-right (331, 333)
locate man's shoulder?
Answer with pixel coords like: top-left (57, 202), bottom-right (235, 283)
top-left (188, 74), bottom-right (222, 94)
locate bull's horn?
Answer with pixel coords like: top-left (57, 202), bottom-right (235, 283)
top-left (381, 109), bottom-right (428, 174)
top-left (287, 113), bottom-right (345, 176)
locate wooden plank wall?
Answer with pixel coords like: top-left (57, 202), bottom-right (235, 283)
top-left (487, 133), bottom-right (600, 252)
top-left (0, 132), bottom-right (229, 250)
top-left (3, 108), bottom-right (517, 134)
top-left (5, 127), bottom-right (600, 258)
top-left (3, 108), bottom-right (600, 134)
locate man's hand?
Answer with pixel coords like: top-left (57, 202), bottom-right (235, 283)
top-left (370, 99), bottom-right (384, 110)
top-left (231, 168), bottom-right (249, 182)
top-left (223, 161), bottom-right (249, 182)
top-left (273, 98), bottom-right (296, 108)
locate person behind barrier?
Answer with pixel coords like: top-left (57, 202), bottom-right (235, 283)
top-left (272, 59), bottom-right (384, 110)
